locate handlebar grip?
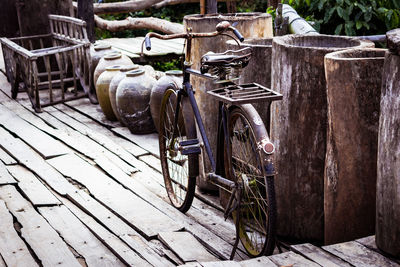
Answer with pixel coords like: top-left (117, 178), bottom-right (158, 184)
top-left (232, 28), bottom-right (244, 42)
top-left (145, 36), bottom-right (152, 51)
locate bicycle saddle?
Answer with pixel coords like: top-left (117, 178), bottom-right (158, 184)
top-left (200, 47), bottom-right (252, 75)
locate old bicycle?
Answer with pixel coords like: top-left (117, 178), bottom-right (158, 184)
top-left (143, 21), bottom-right (282, 258)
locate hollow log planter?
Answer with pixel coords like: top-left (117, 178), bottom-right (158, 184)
top-left (270, 35), bottom-right (374, 241)
top-left (376, 48), bottom-right (400, 258)
top-left (226, 38), bottom-right (273, 128)
top-left (324, 48), bottom-right (386, 245)
top-left (183, 13), bottom-right (273, 190)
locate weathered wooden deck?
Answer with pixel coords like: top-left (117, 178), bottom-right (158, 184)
top-left (0, 55), bottom-right (399, 266)
top-left (98, 37), bottom-right (185, 63)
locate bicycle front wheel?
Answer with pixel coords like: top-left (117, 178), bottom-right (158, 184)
top-left (159, 88), bottom-right (198, 213)
top-left (225, 104), bottom-right (276, 257)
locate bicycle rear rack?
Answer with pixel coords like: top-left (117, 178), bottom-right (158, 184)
top-left (207, 82), bottom-right (283, 105)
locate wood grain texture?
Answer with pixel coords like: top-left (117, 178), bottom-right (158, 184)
top-left (0, 127), bottom-right (74, 196)
top-left (376, 51), bottom-right (400, 258)
top-left (0, 185), bottom-right (81, 267)
top-left (60, 195), bottom-right (153, 267)
top-left (7, 165), bottom-right (61, 206)
top-left (270, 35), bottom-right (374, 241)
top-left (0, 147), bottom-right (17, 165)
top-left (112, 126), bottom-right (160, 157)
top-left (291, 243), bottom-right (351, 267)
top-left (0, 161), bottom-right (16, 185)
top-left (238, 256), bottom-right (277, 266)
top-left (0, 199), bottom-right (38, 267)
top-left (268, 251), bottom-right (320, 267)
top-left (47, 153), bottom-right (183, 239)
top-left (324, 48), bottom-right (385, 244)
top-left (39, 205), bottom-right (124, 267)
top-left (0, 104), bottom-right (71, 159)
top-left (159, 231), bottom-right (218, 262)
top-left (322, 241), bottom-right (400, 267)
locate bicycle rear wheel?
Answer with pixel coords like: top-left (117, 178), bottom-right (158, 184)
top-left (159, 88), bottom-right (198, 213)
top-left (224, 104), bottom-right (276, 257)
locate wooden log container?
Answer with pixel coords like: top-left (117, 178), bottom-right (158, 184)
top-left (376, 49), bottom-right (400, 258)
top-left (324, 48), bottom-right (386, 245)
top-left (183, 13), bottom-right (273, 191)
top-left (270, 34), bottom-right (374, 241)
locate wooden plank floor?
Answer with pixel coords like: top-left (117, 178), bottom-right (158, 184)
top-left (0, 69), bottom-right (399, 266)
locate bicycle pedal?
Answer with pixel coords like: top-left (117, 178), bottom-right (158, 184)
top-left (179, 139), bottom-right (201, 155)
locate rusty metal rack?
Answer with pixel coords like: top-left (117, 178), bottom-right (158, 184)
top-left (0, 15), bottom-right (91, 112)
top-left (207, 82), bottom-right (283, 105)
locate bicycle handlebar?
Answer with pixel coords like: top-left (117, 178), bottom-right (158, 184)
top-left (143, 21), bottom-right (244, 52)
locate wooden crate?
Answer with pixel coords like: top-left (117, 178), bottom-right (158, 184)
top-left (0, 15), bottom-right (90, 112)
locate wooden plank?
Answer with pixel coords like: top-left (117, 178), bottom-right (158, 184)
top-left (139, 154), bottom-right (162, 172)
top-left (64, 189), bottom-right (174, 267)
top-left (0, 127), bottom-right (75, 196)
top-left (200, 261), bottom-right (241, 267)
top-left (0, 104), bottom-right (71, 159)
top-left (159, 231), bottom-right (218, 262)
top-left (45, 105), bottom-right (136, 175)
top-left (268, 251), bottom-right (320, 267)
top-left (0, 199), bottom-right (38, 267)
top-left (94, 155), bottom-right (242, 261)
top-left (64, 98), bottom-right (121, 128)
top-left (291, 243), bottom-right (351, 267)
top-left (62, 193), bottom-right (155, 266)
top-left (0, 255), bottom-right (5, 267)
top-left (47, 153), bottom-right (183, 239)
top-left (238, 256), bottom-right (277, 267)
top-left (356, 236), bottom-right (400, 264)
top-left (39, 205), bottom-right (124, 267)
top-left (0, 161), bottom-right (17, 185)
top-left (322, 241), bottom-right (400, 267)
top-left (112, 126), bottom-right (160, 157)
top-left (0, 147), bottom-right (17, 165)
top-left (6, 165), bottom-right (61, 206)
top-left (0, 185), bottom-right (81, 267)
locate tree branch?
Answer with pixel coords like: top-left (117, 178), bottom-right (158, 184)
top-left (94, 15), bottom-right (184, 34)
top-left (93, 0), bottom-right (164, 14)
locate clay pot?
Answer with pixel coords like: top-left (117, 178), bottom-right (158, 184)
top-left (93, 52), bottom-right (134, 88)
top-left (116, 69), bottom-right (157, 134)
top-left (95, 65), bottom-right (121, 121)
top-left (109, 65), bottom-right (140, 124)
top-left (149, 70), bottom-right (183, 132)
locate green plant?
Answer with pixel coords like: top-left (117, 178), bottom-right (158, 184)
top-left (283, 0), bottom-right (400, 35)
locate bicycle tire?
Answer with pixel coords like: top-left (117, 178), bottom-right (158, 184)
top-left (159, 88), bottom-right (198, 213)
top-left (224, 104), bottom-right (276, 257)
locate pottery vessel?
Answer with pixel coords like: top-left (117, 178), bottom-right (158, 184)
top-left (116, 69), bottom-right (157, 134)
top-left (93, 52), bottom-right (134, 88)
top-left (149, 70), bottom-right (183, 132)
top-left (109, 65), bottom-right (140, 124)
top-left (95, 65), bottom-right (121, 121)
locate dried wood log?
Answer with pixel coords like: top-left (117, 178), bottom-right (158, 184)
top-left (94, 15), bottom-right (184, 34)
top-left (386, 28), bottom-right (400, 55)
top-left (376, 50), bottom-right (400, 258)
top-left (93, 0), bottom-right (163, 14)
top-left (324, 48), bottom-right (385, 245)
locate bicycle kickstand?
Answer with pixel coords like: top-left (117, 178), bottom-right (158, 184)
top-left (228, 188), bottom-right (242, 260)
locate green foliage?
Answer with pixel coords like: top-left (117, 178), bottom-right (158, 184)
top-left (283, 0), bottom-right (400, 35)
top-left (150, 58), bottom-right (182, 72)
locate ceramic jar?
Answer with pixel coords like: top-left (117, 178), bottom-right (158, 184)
top-left (109, 64), bottom-right (140, 124)
top-left (149, 70), bottom-right (183, 132)
top-left (90, 43), bottom-right (114, 74)
top-left (93, 52), bottom-right (134, 88)
top-left (95, 65), bottom-right (121, 121)
top-left (116, 69), bottom-right (157, 134)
